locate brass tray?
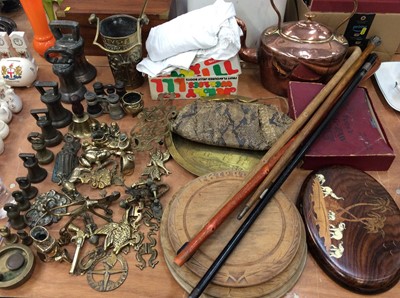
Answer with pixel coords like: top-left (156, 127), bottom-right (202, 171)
top-left (166, 132), bottom-right (265, 176)
top-left (166, 95), bottom-right (289, 176)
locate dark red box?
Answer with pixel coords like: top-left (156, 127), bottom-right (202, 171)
top-left (308, 0), bottom-right (400, 14)
top-left (288, 81), bottom-right (395, 171)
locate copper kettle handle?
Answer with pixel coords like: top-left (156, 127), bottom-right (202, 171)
top-left (270, 0), bottom-right (282, 32)
top-left (333, 0), bottom-right (358, 34)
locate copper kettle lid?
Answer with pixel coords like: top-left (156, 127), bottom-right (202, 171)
top-left (280, 13), bottom-right (337, 44)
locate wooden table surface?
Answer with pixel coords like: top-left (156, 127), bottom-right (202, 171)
top-left (0, 8), bottom-right (399, 298)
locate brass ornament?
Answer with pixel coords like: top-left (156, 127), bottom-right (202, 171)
top-left (69, 122), bottom-right (135, 189)
top-left (45, 191), bottom-right (120, 232)
top-left (141, 149), bottom-right (171, 181)
top-left (136, 231), bottom-right (158, 270)
top-left (130, 95), bottom-right (177, 152)
top-left (94, 206), bottom-right (143, 255)
top-left (86, 252), bottom-right (128, 292)
top-left (78, 246), bottom-right (107, 275)
top-left (24, 189), bottom-right (71, 228)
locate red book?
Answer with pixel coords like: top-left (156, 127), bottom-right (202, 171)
top-left (308, 0), bottom-right (400, 14)
top-left (288, 81), bottom-right (395, 171)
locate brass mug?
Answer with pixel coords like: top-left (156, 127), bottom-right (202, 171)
top-left (121, 91), bottom-right (144, 116)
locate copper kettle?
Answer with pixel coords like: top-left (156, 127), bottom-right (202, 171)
top-left (239, 0), bottom-right (352, 96)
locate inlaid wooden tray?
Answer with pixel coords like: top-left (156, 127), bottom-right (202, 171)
top-left (298, 165), bottom-right (400, 294)
top-left (160, 170), bottom-right (307, 297)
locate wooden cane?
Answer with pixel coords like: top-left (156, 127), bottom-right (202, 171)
top-left (238, 39), bottom-right (379, 219)
top-left (173, 45), bottom-right (363, 267)
top-left (188, 49), bottom-right (379, 298)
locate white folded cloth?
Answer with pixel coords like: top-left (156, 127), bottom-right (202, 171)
top-left (137, 0), bottom-right (242, 77)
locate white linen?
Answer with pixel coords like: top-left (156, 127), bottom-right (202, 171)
top-left (137, 0), bottom-right (241, 77)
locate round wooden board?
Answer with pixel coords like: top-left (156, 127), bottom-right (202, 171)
top-left (160, 184), bottom-right (307, 297)
top-left (160, 170), bottom-right (307, 297)
top-left (298, 165), bottom-right (400, 294)
top-left (168, 170), bottom-right (302, 287)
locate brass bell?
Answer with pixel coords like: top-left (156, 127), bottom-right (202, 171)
top-left (27, 132), bottom-right (54, 165)
top-left (35, 81), bottom-right (73, 128)
top-left (30, 108), bottom-right (63, 147)
top-left (68, 94), bottom-right (99, 139)
top-left (19, 153), bottom-right (47, 184)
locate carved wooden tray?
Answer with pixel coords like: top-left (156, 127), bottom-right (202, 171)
top-left (298, 165), bottom-right (400, 294)
top-left (160, 170), bottom-right (306, 297)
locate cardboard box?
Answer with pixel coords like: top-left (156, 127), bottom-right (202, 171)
top-left (295, 0), bottom-right (400, 61)
top-left (307, 0), bottom-right (400, 14)
top-left (148, 55), bottom-right (242, 99)
top-left (288, 81), bottom-right (395, 171)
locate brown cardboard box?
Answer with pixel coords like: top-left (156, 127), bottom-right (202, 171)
top-left (148, 55), bottom-right (241, 99)
top-left (307, 0), bottom-right (400, 13)
top-left (293, 0), bottom-right (400, 61)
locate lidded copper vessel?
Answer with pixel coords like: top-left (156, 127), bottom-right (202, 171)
top-left (239, 1), bottom-right (349, 96)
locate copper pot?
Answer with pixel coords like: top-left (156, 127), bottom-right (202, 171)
top-left (239, 0), bottom-right (352, 96)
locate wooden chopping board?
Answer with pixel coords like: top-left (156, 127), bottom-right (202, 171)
top-left (298, 165), bottom-right (400, 294)
top-left (161, 170), bottom-right (307, 297)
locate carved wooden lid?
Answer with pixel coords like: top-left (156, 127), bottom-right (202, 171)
top-left (161, 170), bottom-right (306, 297)
top-left (298, 165), bottom-right (400, 294)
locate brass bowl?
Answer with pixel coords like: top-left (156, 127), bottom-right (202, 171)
top-left (121, 91), bottom-right (144, 116)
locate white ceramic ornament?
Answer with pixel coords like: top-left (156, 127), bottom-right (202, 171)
top-left (4, 88), bottom-right (22, 113)
top-left (0, 120), bottom-right (9, 139)
top-left (0, 101), bottom-right (12, 123)
top-left (0, 57), bottom-right (38, 87)
top-left (0, 137), bottom-right (4, 154)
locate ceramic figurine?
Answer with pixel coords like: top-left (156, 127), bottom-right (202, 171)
top-left (0, 32), bottom-right (13, 58)
top-left (3, 88), bottom-right (22, 113)
top-left (0, 77), bottom-right (21, 114)
top-left (0, 119), bottom-right (9, 139)
top-left (0, 101), bottom-right (12, 123)
top-left (9, 31), bottom-right (35, 63)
